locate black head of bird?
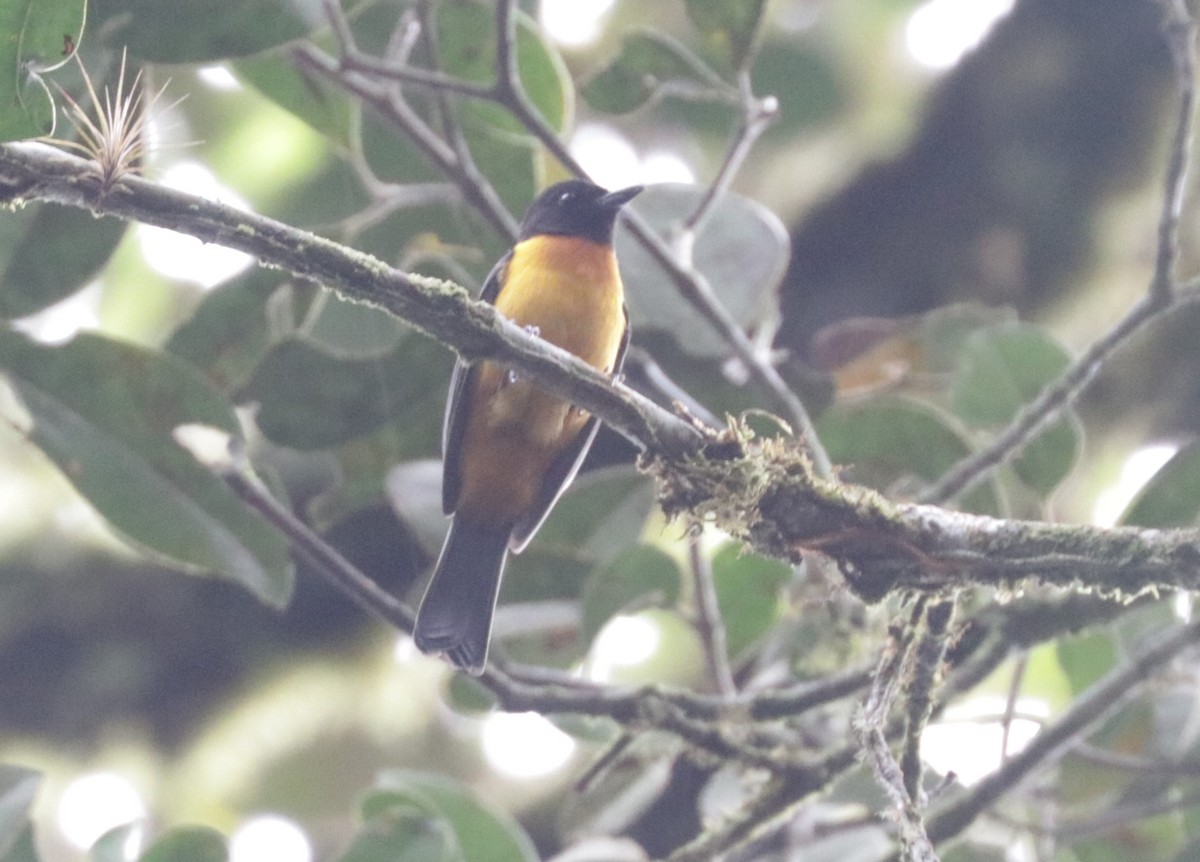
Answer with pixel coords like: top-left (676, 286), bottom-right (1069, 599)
top-left (518, 179), bottom-right (644, 244)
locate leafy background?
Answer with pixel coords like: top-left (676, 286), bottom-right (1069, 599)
top-left (2, 0), bottom-right (1200, 860)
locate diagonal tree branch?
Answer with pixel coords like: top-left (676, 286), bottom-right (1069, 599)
top-left (7, 139), bottom-right (1200, 611)
top-left (0, 141), bottom-right (698, 458)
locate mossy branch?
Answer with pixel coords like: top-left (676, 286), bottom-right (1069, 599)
top-left (651, 428), bottom-right (1200, 603)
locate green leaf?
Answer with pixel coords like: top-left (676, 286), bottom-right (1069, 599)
top-left (0, 328), bottom-right (293, 606)
top-left (139, 826), bottom-right (227, 862)
top-left (581, 545), bottom-right (681, 645)
top-left (509, 468), bottom-right (655, 605)
top-left (0, 205), bottom-right (127, 318)
top-left (749, 38), bottom-right (844, 138)
top-left (235, 40), bottom-right (357, 145)
top-left (582, 29), bottom-right (726, 114)
top-left (0, 827), bottom-right (38, 862)
top-left (0, 0), bottom-right (86, 140)
top-left (89, 0), bottom-right (328, 62)
top-left (817, 396), bottom-right (999, 514)
top-left (1120, 440), bottom-right (1200, 528)
top-left (0, 766), bottom-right (40, 859)
top-left (90, 824), bottom-right (143, 862)
top-left (1056, 630), bottom-right (1118, 696)
top-left (684, 0), bottom-right (768, 71)
top-left (242, 332), bottom-right (450, 450)
top-left (617, 183), bottom-right (788, 358)
top-left (305, 293), bottom-right (407, 357)
top-left (365, 772), bottom-right (538, 862)
top-left (711, 543), bottom-right (789, 659)
top-left (951, 324), bottom-right (1081, 497)
top-left (915, 304), bottom-right (1019, 374)
top-left (164, 269), bottom-right (284, 394)
top-left (340, 796), bottom-right (453, 862)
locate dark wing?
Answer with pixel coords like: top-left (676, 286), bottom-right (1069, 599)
top-left (441, 251), bottom-right (512, 515)
top-left (510, 303), bottom-right (631, 552)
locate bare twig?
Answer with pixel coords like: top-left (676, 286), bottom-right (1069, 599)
top-left (917, 620), bottom-right (1200, 852)
top-left (292, 42), bottom-right (518, 241)
top-left (1070, 743), bottom-right (1200, 777)
top-left (687, 528), bottom-right (738, 700)
top-left (999, 652), bottom-right (1029, 765)
top-left (921, 293), bottom-right (1168, 504)
top-left (624, 347), bottom-right (721, 427)
top-left (681, 71), bottom-right (778, 237)
top-left (224, 463), bottom-right (415, 631)
top-left (1151, 0), bottom-right (1196, 303)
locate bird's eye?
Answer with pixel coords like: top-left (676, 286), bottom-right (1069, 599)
top-left (558, 191), bottom-right (573, 203)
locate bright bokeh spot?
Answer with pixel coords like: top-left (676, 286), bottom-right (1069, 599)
top-left (481, 711), bottom-right (577, 779)
top-left (641, 151), bottom-right (696, 185)
top-left (12, 280), bottom-right (102, 344)
top-left (905, 0), bottom-right (1015, 70)
top-left (1092, 442), bottom-right (1179, 527)
top-left (570, 125), bottom-right (696, 191)
top-left (921, 695), bottom-right (1048, 786)
top-left (230, 815), bottom-right (312, 862)
top-left (586, 614), bottom-right (661, 683)
top-left (56, 771), bottom-right (146, 850)
top-left (540, 0), bottom-right (616, 47)
top-left (197, 64), bottom-right (242, 91)
top-left (570, 124), bottom-right (642, 191)
top-left (137, 161), bottom-right (253, 289)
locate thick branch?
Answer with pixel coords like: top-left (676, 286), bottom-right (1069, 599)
top-left (654, 434), bottom-right (1200, 601)
top-left (0, 141), bottom-right (698, 457)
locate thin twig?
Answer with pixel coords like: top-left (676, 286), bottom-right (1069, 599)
top-left (1151, 0), bottom-right (1196, 303)
top-left (666, 744), bottom-right (860, 862)
top-left (917, 620), bottom-right (1200, 852)
top-left (1070, 743), bottom-right (1200, 777)
top-left (623, 212), bottom-right (834, 476)
top-left (681, 71), bottom-right (778, 237)
top-left (994, 784), bottom-right (1200, 844)
top-left (224, 464), bottom-right (415, 632)
top-left (921, 294), bottom-right (1165, 504)
top-left (999, 651), bottom-right (1029, 765)
top-left (687, 528), bottom-right (738, 700)
top-left (624, 347), bottom-right (721, 427)
top-left (293, 43), bottom-right (518, 241)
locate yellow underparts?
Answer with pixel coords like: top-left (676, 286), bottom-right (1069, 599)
top-left (455, 235), bottom-right (626, 524)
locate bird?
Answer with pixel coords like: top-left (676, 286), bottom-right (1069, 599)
top-left (413, 179), bottom-right (643, 674)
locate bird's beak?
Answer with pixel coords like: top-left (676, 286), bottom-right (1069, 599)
top-left (600, 185), bottom-right (644, 209)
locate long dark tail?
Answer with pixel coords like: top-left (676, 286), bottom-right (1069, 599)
top-left (413, 517), bottom-right (510, 675)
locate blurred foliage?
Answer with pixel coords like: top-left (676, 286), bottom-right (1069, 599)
top-left (0, 0), bottom-right (1197, 860)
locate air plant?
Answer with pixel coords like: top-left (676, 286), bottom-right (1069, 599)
top-left (48, 46), bottom-right (178, 194)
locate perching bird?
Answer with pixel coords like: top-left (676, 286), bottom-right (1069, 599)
top-left (413, 180), bottom-right (643, 674)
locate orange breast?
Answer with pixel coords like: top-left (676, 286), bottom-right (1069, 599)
top-left (454, 236), bottom-right (626, 524)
